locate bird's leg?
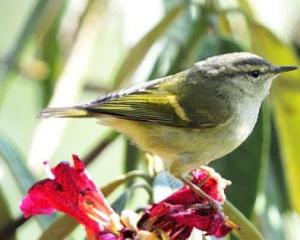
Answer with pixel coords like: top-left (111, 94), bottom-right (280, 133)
top-left (181, 175), bottom-right (223, 213)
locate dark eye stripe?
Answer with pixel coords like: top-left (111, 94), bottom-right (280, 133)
top-left (248, 70), bottom-right (260, 78)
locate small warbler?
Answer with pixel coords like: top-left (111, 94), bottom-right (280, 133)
top-left (40, 52), bottom-right (297, 177)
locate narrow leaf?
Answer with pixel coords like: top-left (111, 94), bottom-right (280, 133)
top-left (0, 132), bottom-right (55, 229)
top-left (237, 0), bottom-right (255, 19)
top-left (111, 190), bottom-right (131, 214)
top-left (112, 4), bottom-right (184, 88)
top-left (0, 188), bottom-right (16, 240)
top-left (167, 5), bottom-right (207, 74)
top-left (256, 124), bottom-right (289, 240)
top-left (28, 0), bottom-right (109, 172)
top-left (38, 1), bottom-right (67, 106)
top-left (224, 201), bottom-right (265, 240)
top-left (212, 104), bottom-right (271, 218)
top-left (0, 0), bottom-right (50, 103)
top-left (38, 216), bottom-right (77, 240)
top-left (249, 23), bottom-right (300, 214)
top-left (124, 140), bottom-right (140, 186)
top-left (196, 33), bottom-right (243, 61)
top-left (268, 122), bottom-right (291, 212)
top-left (0, 133), bottom-right (36, 193)
top-left (147, 5), bottom-right (195, 79)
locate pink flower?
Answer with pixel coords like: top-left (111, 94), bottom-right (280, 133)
top-left (138, 167), bottom-right (236, 239)
top-left (20, 155), bottom-right (139, 240)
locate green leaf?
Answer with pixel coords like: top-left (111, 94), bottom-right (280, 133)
top-left (218, 11), bottom-right (232, 34)
top-left (271, 86), bottom-right (300, 215)
top-left (249, 23), bottom-right (300, 214)
top-left (237, 0), bottom-right (255, 19)
top-left (250, 24), bottom-right (300, 69)
top-left (0, 0), bottom-right (50, 103)
top-left (0, 132), bottom-right (36, 193)
top-left (38, 1), bottom-right (67, 106)
top-left (112, 4), bottom-right (184, 88)
top-left (0, 188), bottom-right (16, 240)
top-left (111, 190), bottom-right (131, 214)
top-left (38, 216), bottom-right (77, 240)
top-left (0, 132), bottom-right (55, 229)
top-left (255, 124), bottom-right (289, 240)
top-left (124, 140), bottom-right (140, 186)
top-left (196, 33), bottom-right (244, 61)
top-left (167, 5), bottom-right (208, 74)
top-left (224, 201), bottom-right (265, 240)
top-left (212, 104), bottom-right (271, 218)
top-left (258, 173), bottom-right (285, 240)
top-left (147, 4), bottom-right (196, 79)
top-left (28, 0), bottom-right (109, 172)
top-left (167, 8), bottom-right (243, 74)
top-left (267, 122), bottom-right (291, 212)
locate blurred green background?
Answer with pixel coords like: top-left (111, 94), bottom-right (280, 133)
top-left (0, 0), bottom-right (300, 239)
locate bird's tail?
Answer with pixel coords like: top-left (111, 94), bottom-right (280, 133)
top-left (39, 107), bottom-right (89, 118)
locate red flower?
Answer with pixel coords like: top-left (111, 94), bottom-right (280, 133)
top-left (138, 167), bottom-right (235, 239)
top-left (20, 155), bottom-right (125, 239)
top-left (20, 155), bottom-right (235, 240)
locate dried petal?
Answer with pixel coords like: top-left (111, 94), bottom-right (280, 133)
top-left (138, 167), bottom-right (233, 239)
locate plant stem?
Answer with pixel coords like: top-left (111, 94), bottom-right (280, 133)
top-left (84, 131), bottom-right (119, 166)
top-left (224, 201), bottom-right (265, 240)
top-left (0, 216), bottom-right (29, 239)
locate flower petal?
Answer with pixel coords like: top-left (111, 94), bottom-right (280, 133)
top-left (20, 155), bottom-right (113, 233)
top-left (138, 167), bottom-right (233, 239)
top-left (191, 167), bottom-right (231, 203)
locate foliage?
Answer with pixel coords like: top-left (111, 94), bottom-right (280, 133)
top-left (0, 0), bottom-right (300, 239)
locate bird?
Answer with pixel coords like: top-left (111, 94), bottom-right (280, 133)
top-left (40, 52), bottom-right (297, 179)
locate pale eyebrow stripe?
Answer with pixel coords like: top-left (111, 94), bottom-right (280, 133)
top-left (233, 58), bottom-right (270, 67)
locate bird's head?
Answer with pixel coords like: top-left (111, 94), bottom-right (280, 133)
top-left (194, 52), bottom-right (298, 99)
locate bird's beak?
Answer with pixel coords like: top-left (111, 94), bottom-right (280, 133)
top-left (272, 65), bottom-right (298, 74)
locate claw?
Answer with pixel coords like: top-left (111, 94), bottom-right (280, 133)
top-left (181, 176), bottom-right (223, 213)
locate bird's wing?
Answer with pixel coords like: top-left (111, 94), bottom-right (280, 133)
top-left (86, 91), bottom-right (193, 127)
top-left (79, 74), bottom-right (224, 128)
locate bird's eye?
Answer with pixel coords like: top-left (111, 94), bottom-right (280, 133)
top-left (248, 70), bottom-right (260, 78)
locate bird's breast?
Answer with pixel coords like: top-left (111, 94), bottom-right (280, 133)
top-left (102, 103), bottom-right (260, 175)
top-left (231, 101), bottom-right (260, 143)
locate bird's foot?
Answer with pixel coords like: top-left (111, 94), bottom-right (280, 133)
top-left (181, 175), bottom-right (223, 213)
